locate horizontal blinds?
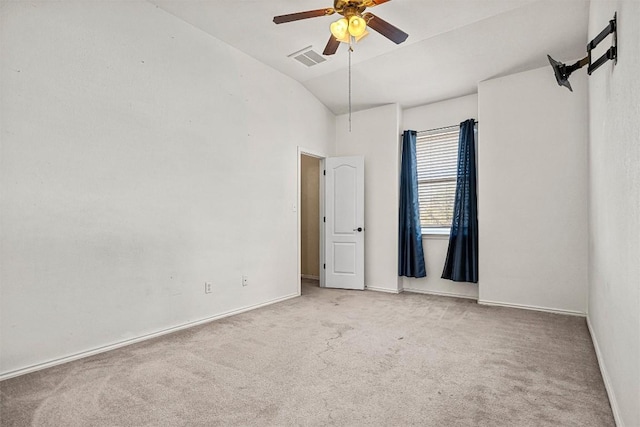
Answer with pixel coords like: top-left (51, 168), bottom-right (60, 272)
top-left (416, 128), bottom-right (459, 228)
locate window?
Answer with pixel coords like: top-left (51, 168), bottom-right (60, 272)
top-left (416, 126), bottom-right (459, 234)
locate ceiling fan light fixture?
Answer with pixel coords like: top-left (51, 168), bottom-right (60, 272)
top-left (330, 18), bottom-right (349, 39)
top-left (348, 15), bottom-right (367, 37)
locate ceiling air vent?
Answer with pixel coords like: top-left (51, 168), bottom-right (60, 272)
top-left (288, 46), bottom-right (326, 67)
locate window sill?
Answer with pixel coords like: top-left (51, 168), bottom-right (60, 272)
top-left (421, 228), bottom-right (450, 239)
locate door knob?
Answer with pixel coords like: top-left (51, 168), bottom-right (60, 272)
top-left (353, 227), bottom-right (363, 232)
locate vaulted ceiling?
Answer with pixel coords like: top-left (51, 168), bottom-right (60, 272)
top-left (151, 0), bottom-right (590, 114)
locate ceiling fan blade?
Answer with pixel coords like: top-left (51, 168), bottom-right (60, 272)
top-left (273, 8), bottom-right (334, 24)
top-left (363, 12), bottom-right (408, 44)
top-left (323, 36), bottom-right (340, 56)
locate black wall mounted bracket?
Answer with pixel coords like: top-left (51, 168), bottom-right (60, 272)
top-left (547, 12), bottom-right (617, 91)
top-left (587, 12), bottom-right (617, 75)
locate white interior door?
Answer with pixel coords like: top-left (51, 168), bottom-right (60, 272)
top-left (324, 156), bottom-right (364, 290)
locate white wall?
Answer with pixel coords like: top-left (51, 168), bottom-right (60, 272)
top-left (587, 2), bottom-right (640, 425)
top-left (335, 104), bottom-right (401, 292)
top-left (401, 94), bottom-right (479, 299)
top-left (0, 1), bottom-right (335, 377)
top-left (477, 66), bottom-right (588, 314)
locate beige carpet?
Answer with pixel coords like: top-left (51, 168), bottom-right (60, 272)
top-left (1, 280), bottom-right (614, 426)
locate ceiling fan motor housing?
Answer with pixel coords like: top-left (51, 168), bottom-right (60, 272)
top-left (334, 0), bottom-right (368, 17)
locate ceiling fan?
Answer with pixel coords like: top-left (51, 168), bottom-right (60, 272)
top-left (273, 0), bottom-right (409, 56)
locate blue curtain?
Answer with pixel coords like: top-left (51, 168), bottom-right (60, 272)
top-left (398, 130), bottom-right (426, 278)
top-left (442, 119), bottom-right (478, 283)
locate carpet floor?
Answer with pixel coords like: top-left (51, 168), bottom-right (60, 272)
top-left (1, 280), bottom-right (614, 426)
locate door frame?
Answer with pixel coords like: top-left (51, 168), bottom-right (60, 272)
top-left (297, 146), bottom-right (327, 295)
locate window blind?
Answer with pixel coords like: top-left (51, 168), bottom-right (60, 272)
top-left (416, 127), bottom-right (459, 229)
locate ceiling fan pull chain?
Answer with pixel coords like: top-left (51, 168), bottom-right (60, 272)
top-left (349, 37), bottom-right (353, 132)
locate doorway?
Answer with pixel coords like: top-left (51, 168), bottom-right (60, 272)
top-left (298, 148), bottom-right (325, 295)
top-left (298, 149), bottom-right (365, 294)
top-left (300, 154), bottom-right (321, 293)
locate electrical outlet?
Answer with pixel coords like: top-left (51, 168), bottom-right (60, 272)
top-left (242, 276), bottom-right (249, 287)
top-left (204, 282), bottom-right (212, 294)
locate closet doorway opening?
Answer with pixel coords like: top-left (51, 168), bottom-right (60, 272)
top-left (298, 148), bottom-right (325, 295)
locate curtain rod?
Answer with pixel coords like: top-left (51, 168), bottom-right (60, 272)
top-left (400, 120), bottom-right (478, 136)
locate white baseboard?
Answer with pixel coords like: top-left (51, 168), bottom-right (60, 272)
top-left (478, 299), bottom-right (586, 317)
top-left (0, 293), bottom-right (300, 381)
top-left (586, 316), bottom-right (623, 427)
top-left (403, 287), bottom-right (478, 300)
top-left (301, 274), bottom-right (320, 281)
top-left (365, 285), bottom-right (401, 294)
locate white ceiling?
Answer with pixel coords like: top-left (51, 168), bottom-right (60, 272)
top-left (150, 0), bottom-right (590, 114)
